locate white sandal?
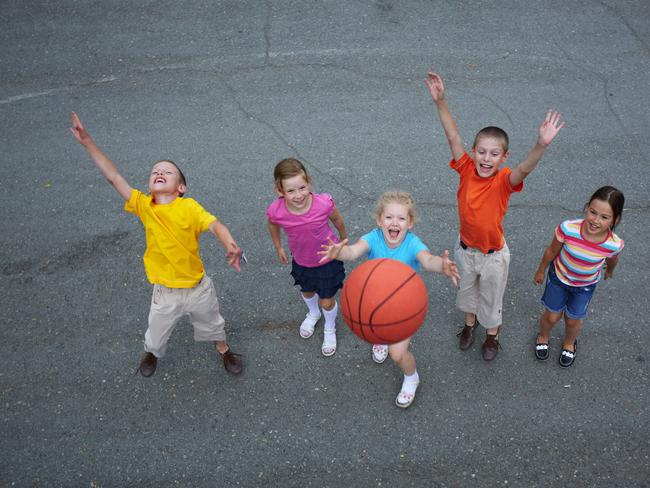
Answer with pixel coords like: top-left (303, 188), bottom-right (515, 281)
top-left (395, 377), bottom-right (420, 409)
top-left (299, 312), bottom-right (321, 339)
top-left (372, 344), bottom-right (389, 364)
top-left (321, 329), bottom-right (337, 357)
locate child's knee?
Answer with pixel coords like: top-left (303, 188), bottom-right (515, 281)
top-left (564, 317), bottom-right (583, 330)
top-left (388, 344), bottom-right (409, 364)
top-left (319, 297), bottom-right (336, 310)
top-left (543, 310), bottom-right (563, 326)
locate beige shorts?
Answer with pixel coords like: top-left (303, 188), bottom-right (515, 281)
top-left (454, 238), bottom-right (510, 328)
top-left (145, 275), bottom-right (226, 357)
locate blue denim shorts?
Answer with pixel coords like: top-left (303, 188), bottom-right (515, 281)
top-left (540, 264), bottom-right (597, 320)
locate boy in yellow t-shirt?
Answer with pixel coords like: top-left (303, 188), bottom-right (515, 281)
top-left (425, 72), bottom-right (564, 361)
top-left (70, 112), bottom-right (244, 377)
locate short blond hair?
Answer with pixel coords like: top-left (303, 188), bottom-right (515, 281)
top-left (375, 191), bottom-right (417, 222)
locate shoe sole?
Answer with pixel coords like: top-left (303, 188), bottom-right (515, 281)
top-left (482, 350), bottom-right (498, 361)
top-left (395, 398), bottom-right (414, 408)
top-left (395, 383), bottom-right (419, 409)
top-left (459, 339), bottom-right (474, 351)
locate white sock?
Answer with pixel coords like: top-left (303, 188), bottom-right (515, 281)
top-left (323, 302), bottom-right (338, 331)
top-left (302, 293), bottom-right (320, 317)
top-left (402, 371), bottom-right (420, 394)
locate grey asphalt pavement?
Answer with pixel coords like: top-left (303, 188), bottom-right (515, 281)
top-left (1, 1), bottom-right (648, 486)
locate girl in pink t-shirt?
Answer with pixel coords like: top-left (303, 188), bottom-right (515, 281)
top-left (266, 158), bottom-right (348, 357)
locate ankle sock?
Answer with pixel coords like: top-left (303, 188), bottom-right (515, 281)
top-left (402, 371), bottom-right (419, 394)
top-left (302, 293), bottom-right (321, 317)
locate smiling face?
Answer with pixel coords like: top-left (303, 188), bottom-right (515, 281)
top-left (582, 198), bottom-right (615, 241)
top-left (376, 202), bottom-right (413, 249)
top-left (278, 173), bottom-right (312, 214)
top-left (148, 160), bottom-right (186, 199)
top-left (471, 136), bottom-right (509, 178)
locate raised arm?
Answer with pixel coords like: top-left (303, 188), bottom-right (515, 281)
top-left (328, 207), bottom-right (348, 241)
top-left (209, 220), bottom-right (243, 272)
top-left (510, 109), bottom-right (564, 188)
top-left (533, 236), bottom-right (563, 284)
top-left (70, 112), bottom-right (132, 201)
top-left (416, 249), bottom-right (459, 287)
top-left (318, 237), bottom-right (369, 263)
top-left (267, 220), bottom-right (289, 265)
top-left (425, 72), bottom-right (465, 161)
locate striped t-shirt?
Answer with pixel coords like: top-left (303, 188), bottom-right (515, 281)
top-left (553, 219), bottom-right (624, 287)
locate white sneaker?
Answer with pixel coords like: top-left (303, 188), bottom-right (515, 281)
top-left (299, 312), bottom-right (321, 339)
top-left (372, 344), bottom-right (388, 364)
top-left (321, 329), bottom-right (337, 357)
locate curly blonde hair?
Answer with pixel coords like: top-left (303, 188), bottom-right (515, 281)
top-left (375, 191), bottom-right (417, 222)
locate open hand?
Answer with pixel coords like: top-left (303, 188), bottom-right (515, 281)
top-left (425, 71), bottom-right (445, 103)
top-left (226, 243), bottom-right (243, 272)
top-left (70, 112), bottom-right (92, 145)
top-left (441, 250), bottom-right (460, 287)
top-left (538, 109), bottom-right (565, 147)
top-left (318, 237), bottom-right (348, 264)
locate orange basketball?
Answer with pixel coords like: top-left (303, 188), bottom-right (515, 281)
top-left (341, 258), bottom-right (428, 344)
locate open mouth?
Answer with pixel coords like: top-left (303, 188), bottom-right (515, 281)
top-left (388, 228), bottom-right (400, 239)
top-left (154, 177), bottom-right (166, 184)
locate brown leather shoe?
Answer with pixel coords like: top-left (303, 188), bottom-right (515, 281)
top-left (220, 348), bottom-right (243, 375)
top-left (138, 352), bottom-right (157, 377)
top-left (481, 334), bottom-right (501, 361)
top-left (457, 323), bottom-right (476, 350)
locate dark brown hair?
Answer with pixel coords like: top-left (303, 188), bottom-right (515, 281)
top-left (273, 158), bottom-right (311, 191)
top-left (586, 186), bottom-right (625, 231)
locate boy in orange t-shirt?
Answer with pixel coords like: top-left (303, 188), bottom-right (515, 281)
top-left (425, 72), bottom-right (564, 361)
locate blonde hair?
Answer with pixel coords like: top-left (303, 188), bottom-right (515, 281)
top-left (375, 191), bottom-right (417, 222)
top-left (273, 158), bottom-right (311, 191)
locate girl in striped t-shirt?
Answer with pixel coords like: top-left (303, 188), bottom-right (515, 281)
top-left (532, 186), bottom-right (625, 367)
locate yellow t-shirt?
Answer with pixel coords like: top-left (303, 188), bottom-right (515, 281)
top-left (124, 189), bottom-right (217, 288)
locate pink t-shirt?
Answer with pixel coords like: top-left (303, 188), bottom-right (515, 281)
top-left (266, 193), bottom-right (339, 267)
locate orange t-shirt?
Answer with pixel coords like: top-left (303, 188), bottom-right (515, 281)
top-left (450, 152), bottom-right (523, 253)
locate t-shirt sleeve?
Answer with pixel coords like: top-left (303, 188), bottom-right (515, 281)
top-left (124, 188), bottom-right (141, 215)
top-left (190, 199), bottom-right (217, 232)
top-left (611, 235), bottom-right (625, 255)
top-left (449, 152), bottom-right (471, 174)
top-left (322, 193), bottom-right (335, 214)
top-left (554, 222), bottom-right (566, 243)
top-left (360, 229), bottom-right (378, 252)
top-left (409, 234), bottom-right (429, 255)
top-left (266, 199), bottom-right (280, 223)
top-left (500, 167), bottom-right (523, 194)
